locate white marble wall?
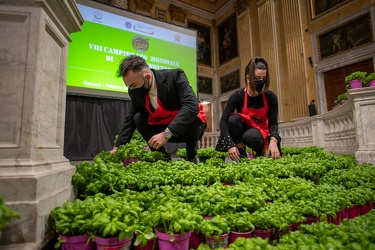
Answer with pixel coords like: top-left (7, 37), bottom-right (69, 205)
top-left (349, 88), bottom-right (375, 164)
top-left (0, 0), bottom-right (83, 249)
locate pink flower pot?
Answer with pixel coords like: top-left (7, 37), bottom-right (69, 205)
top-left (350, 79), bottom-right (362, 89)
top-left (189, 231), bottom-right (203, 249)
top-left (252, 228), bottom-right (272, 240)
top-left (303, 216), bottom-right (319, 225)
top-left (155, 230), bottom-right (191, 250)
top-left (123, 158), bottom-right (139, 167)
top-left (349, 204), bottom-right (361, 218)
top-left (60, 234), bottom-right (94, 250)
top-left (206, 232), bottom-right (229, 249)
top-left (94, 235), bottom-right (132, 250)
top-left (328, 211), bottom-right (341, 226)
top-left (229, 231), bottom-right (252, 244)
top-left (369, 80), bottom-right (375, 87)
top-left (135, 239), bottom-right (156, 250)
top-left (341, 207), bottom-right (349, 220)
top-left (292, 220), bottom-right (303, 231)
top-left (360, 202), bottom-right (372, 215)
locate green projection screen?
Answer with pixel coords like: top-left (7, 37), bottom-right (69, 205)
top-left (67, 0), bottom-right (198, 98)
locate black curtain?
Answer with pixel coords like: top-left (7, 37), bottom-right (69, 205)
top-left (64, 94), bottom-right (131, 161)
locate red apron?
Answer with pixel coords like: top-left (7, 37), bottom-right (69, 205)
top-left (236, 89), bottom-right (269, 152)
top-left (145, 94), bottom-right (206, 125)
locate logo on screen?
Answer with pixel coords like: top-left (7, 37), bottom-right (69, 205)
top-left (93, 10), bottom-right (102, 20)
top-left (174, 34), bottom-right (181, 42)
top-left (125, 22), bottom-right (132, 29)
top-left (132, 36), bottom-right (149, 52)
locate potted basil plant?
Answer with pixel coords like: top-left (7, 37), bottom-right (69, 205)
top-left (345, 71), bottom-right (367, 89)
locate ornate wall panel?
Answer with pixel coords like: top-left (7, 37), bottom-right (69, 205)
top-left (281, 0), bottom-right (309, 119)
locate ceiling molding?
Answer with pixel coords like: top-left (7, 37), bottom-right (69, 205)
top-left (156, 0), bottom-right (235, 21)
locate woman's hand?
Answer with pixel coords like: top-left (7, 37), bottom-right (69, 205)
top-left (268, 139), bottom-right (280, 159)
top-left (228, 147), bottom-right (241, 163)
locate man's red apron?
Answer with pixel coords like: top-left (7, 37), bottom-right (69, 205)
top-left (235, 89), bottom-right (269, 153)
top-left (145, 94), bottom-right (206, 125)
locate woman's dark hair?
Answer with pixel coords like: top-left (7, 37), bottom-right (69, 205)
top-left (244, 57), bottom-right (270, 91)
top-left (116, 55), bottom-right (149, 77)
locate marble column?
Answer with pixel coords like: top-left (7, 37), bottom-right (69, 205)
top-left (348, 87), bottom-right (375, 165)
top-left (0, 0), bottom-right (83, 249)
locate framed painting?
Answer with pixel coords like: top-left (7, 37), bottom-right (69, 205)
top-left (218, 14), bottom-right (238, 65)
top-left (220, 69), bottom-right (240, 94)
top-left (188, 21), bottom-right (212, 66)
top-left (318, 12), bottom-right (373, 60)
top-left (198, 76), bottom-right (212, 94)
top-left (310, 0), bottom-right (353, 20)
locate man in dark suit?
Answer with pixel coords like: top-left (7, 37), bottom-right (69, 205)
top-left (110, 55), bottom-right (206, 162)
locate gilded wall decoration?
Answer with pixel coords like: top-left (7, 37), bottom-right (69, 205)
top-left (310, 0), bottom-right (353, 20)
top-left (169, 4), bottom-right (188, 23)
top-left (318, 12), bottom-right (373, 60)
top-left (198, 76), bottom-right (213, 94)
top-left (218, 14), bottom-right (238, 65)
top-left (188, 21), bottom-right (212, 66)
top-left (220, 69), bottom-right (240, 94)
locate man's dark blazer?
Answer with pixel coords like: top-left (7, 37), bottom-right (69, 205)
top-left (115, 68), bottom-right (201, 147)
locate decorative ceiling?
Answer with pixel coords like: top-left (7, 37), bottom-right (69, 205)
top-left (174, 0), bottom-right (229, 14)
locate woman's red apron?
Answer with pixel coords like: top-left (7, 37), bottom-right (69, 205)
top-left (145, 94), bottom-right (206, 125)
top-left (236, 89), bottom-right (269, 152)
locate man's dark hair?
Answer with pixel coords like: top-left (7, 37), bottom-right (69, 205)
top-left (116, 55), bottom-right (149, 77)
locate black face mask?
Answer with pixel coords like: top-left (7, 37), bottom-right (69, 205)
top-left (254, 79), bottom-right (265, 93)
top-left (128, 79), bottom-right (150, 96)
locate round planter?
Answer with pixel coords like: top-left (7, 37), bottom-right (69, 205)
top-left (369, 80), bottom-right (375, 87)
top-left (252, 228), bottom-right (272, 240)
top-left (350, 79), bottom-right (363, 89)
top-left (292, 221), bottom-right (303, 231)
top-left (206, 232), bottom-right (229, 249)
top-left (229, 231), bottom-right (252, 244)
top-left (328, 211), bottom-right (341, 226)
top-left (155, 229), bottom-right (191, 250)
top-left (341, 207), bottom-right (349, 220)
top-left (123, 158), bottom-right (140, 167)
top-left (135, 238), bottom-right (156, 250)
top-left (203, 215), bottom-right (213, 220)
top-left (189, 231), bottom-right (203, 249)
top-left (303, 216), bottom-right (319, 225)
top-left (247, 152), bottom-right (254, 159)
top-left (94, 235), bottom-right (132, 250)
top-left (285, 224), bottom-right (292, 234)
top-left (360, 202), bottom-right (372, 215)
top-left (349, 204), bottom-right (361, 218)
top-left (60, 234), bottom-right (94, 250)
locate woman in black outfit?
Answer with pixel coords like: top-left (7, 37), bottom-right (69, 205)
top-left (215, 57), bottom-right (281, 162)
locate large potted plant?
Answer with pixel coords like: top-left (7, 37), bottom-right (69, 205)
top-left (226, 211), bottom-right (254, 244)
top-left (151, 201), bottom-right (203, 250)
top-left (90, 195), bottom-right (141, 250)
top-left (50, 199), bottom-right (94, 250)
top-left (333, 93), bottom-right (347, 109)
top-left (200, 215), bottom-right (231, 249)
top-left (345, 71), bottom-right (367, 89)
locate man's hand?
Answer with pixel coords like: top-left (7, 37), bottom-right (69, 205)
top-left (109, 147), bottom-right (118, 155)
top-left (228, 147), bottom-right (241, 163)
top-left (148, 132), bottom-right (169, 150)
